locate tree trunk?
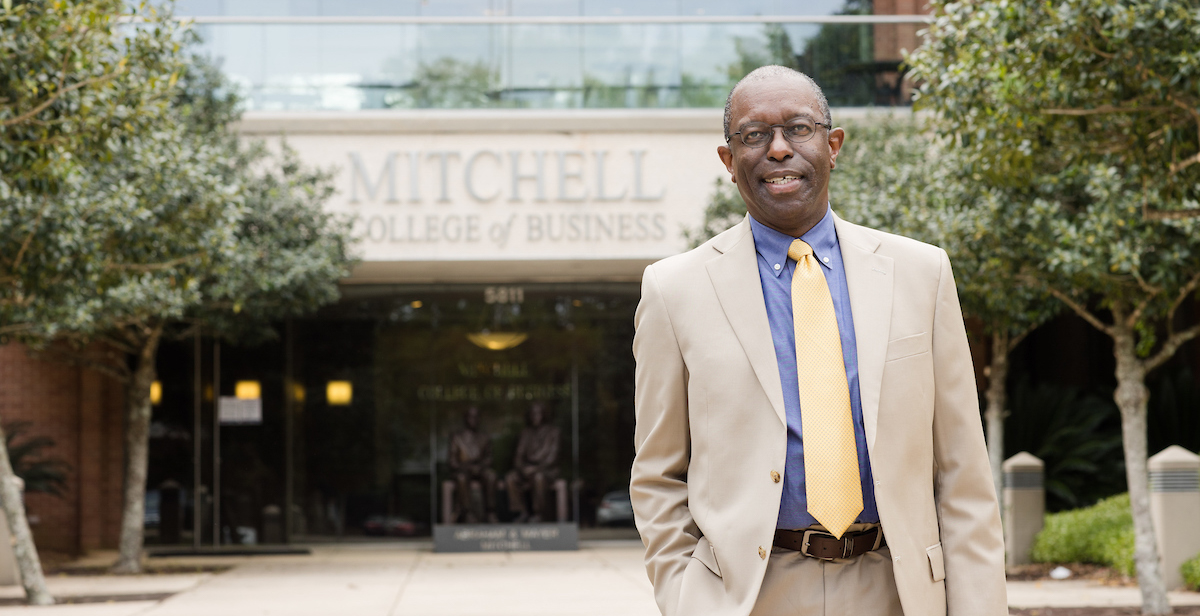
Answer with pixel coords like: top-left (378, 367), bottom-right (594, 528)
top-left (1111, 322), bottom-right (1171, 615)
top-left (112, 325), bottom-right (164, 574)
top-left (984, 331), bottom-right (1009, 501)
top-left (0, 423), bottom-right (53, 605)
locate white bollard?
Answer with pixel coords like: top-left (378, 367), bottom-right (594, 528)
top-left (1003, 451), bottom-right (1045, 567)
top-left (1149, 445), bottom-right (1200, 590)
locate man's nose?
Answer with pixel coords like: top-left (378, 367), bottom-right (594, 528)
top-left (766, 127), bottom-right (794, 161)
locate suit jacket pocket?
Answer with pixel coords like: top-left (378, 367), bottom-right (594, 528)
top-left (885, 331), bottom-right (931, 362)
top-left (692, 536), bottom-right (722, 578)
top-left (926, 542), bottom-right (945, 582)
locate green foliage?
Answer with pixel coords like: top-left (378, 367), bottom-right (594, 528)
top-left (3, 422), bottom-right (68, 497)
top-left (0, 0), bottom-right (188, 337)
top-left (1031, 493), bottom-right (1135, 576)
top-left (1182, 552), bottom-right (1200, 591)
top-left (1004, 376), bottom-right (1125, 511)
top-left (834, 116), bottom-right (1060, 340)
top-left (683, 178), bottom-right (745, 248)
top-left (907, 0), bottom-right (1200, 217)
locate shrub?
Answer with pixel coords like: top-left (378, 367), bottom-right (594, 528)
top-left (1183, 553), bottom-right (1200, 591)
top-left (1030, 493), bottom-right (1135, 576)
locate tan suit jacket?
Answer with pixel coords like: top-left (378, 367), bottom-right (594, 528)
top-left (630, 214), bottom-right (1007, 616)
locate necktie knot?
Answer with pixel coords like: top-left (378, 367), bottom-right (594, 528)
top-left (788, 239), bottom-right (813, 262)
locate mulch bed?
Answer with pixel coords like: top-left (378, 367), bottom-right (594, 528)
top-left (1007, 563), bottom-right (1137, 586)
top-left (0, 593), bottom-right (175, 606)
top-left (45, 564), bottom-right (231, 576)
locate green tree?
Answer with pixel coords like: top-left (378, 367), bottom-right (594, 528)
top-left (1, 0), bottom-right (186, 603)
top-left (30, 57), bottom-right (353, 574)
top-left (832, 117), bottom-right (1060, 497)
top-left (908, 2), bottom-right (1200, 612)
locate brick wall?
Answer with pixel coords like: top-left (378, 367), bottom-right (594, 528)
top-left (873, 0), bottom-right (929, 104)
top-left (0, 344), bottom-right (124, 555)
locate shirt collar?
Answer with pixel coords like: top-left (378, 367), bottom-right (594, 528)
top-left (749, 205), bottom-right (836, 277)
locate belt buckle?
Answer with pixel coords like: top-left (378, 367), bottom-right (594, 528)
top-left (800, 529), bottom-right (847, 561)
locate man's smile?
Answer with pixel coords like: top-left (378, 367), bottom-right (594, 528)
top-left (762, 173), bottom-right (805, 193)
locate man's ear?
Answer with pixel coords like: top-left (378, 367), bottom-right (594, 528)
top-left (717, 145), bottom-right (736, 183)
top-left (828, 127), bottom-right (846, 170)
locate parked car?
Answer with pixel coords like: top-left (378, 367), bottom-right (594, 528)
top-left (595, 490), bottom-right (634, 526)
top-left (363, 515), bottom-right (422, 537)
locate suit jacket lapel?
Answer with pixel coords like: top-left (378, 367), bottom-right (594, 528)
top-left (833, 214), bottom-right (893, 450)
top-left (705, 218), bottom-right (787, 427)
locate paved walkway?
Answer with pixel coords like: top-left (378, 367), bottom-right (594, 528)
top-left (0, 542), bottom-right (1197, 614)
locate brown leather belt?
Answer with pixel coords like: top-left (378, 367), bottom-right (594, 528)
top-left (773, 526), bottom-right (885, 560)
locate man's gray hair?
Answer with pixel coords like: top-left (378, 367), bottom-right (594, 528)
top-left (722, 65), bottom-right (832, 142)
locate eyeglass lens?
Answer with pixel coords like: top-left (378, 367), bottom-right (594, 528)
top-left (738, 121), bottom-right (823, 147)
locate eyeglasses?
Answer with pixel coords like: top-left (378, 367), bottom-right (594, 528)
top-left (730, 119), bottom-right (832, 148)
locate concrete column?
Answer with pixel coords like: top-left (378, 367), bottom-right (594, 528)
top-left (1149, 445), bottom-right (1200, 590)
top-left (1003, 451), bottom-right (1044, 566)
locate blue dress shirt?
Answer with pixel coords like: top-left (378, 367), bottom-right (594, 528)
top-left (748, 208), bottom-right (880, 530)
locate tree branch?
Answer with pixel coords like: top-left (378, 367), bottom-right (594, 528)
top-left (1169, 152), bottom-right (1200, 175)
top-left (1, 71), bottom-right (121, 127)
top-left (1146, 323), bottom-right (1200, 373)
top-left (104, 254), bottom-right (199, 273)
top-left (1041, 284), bottom-right (1114, 337)
top-left (10, 197), bottom-right (50, 274)
top-left (1006, 324), bottom-right (1036, 353)
top-left (29, 345), bottom-right (130, 383)
top-left (1041, 105), bottom-right (1169, 116)
top-left (1166, 271), bottom-right (1200, 333)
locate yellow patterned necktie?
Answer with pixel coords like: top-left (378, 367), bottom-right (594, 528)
top-left (788, 239), bottom-right (862, 540)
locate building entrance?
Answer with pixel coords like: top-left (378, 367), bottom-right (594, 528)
top-left (146, 283), bottom-right (639, 545)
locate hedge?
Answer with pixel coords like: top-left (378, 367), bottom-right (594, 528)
top-left (1030, 493), bottom-right (1135, 576)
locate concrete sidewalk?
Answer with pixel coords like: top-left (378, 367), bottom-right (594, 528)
top-left (0, 542), bottom-right (1197, 615)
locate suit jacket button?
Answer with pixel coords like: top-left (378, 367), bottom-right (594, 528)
top-left (759, 546), bottom-right (767, 559)
top-left (770, 471), bottom-right (781, 483)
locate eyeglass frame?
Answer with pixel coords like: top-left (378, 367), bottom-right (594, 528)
top-left (727, 118), bottom-right (834, 148)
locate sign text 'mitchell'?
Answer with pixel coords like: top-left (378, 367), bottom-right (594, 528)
top-left (347, 149), bottom-right (666, 205)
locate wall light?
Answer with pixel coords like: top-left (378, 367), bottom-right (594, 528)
top-left (235, 380), bottom-right (261, 400)
top-left (292, 383), bottom-right (306, 404)
top-left (467, 332), bottom-right (528, 351)
top-left (326, 381), bottom-right (352, 406)
top-left (150, 381), bottom-right (162, 405)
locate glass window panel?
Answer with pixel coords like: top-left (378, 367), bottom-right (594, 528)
top-left (581, 24), bottom-right (681, 108)
top-left (408, 25), bottom-right (500, 108)
top-left (192, 16), bottom-right (911, 110)
top-left (505, 25), bottom-right (583, 108)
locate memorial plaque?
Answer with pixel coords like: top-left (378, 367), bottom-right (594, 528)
top-left (218, 397), bottom-right (263, 425)
top-left (433, 523), bottom-right (578, 553)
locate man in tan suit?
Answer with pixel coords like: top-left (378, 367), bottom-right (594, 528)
top-left (630, 66), bottom-right (1007, 616)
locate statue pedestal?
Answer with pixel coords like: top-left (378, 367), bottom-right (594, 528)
top-left (433, 522), bottom-right (578, 553)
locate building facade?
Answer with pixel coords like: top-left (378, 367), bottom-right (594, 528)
top-left (1, 1), bottom-right (929, 552)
